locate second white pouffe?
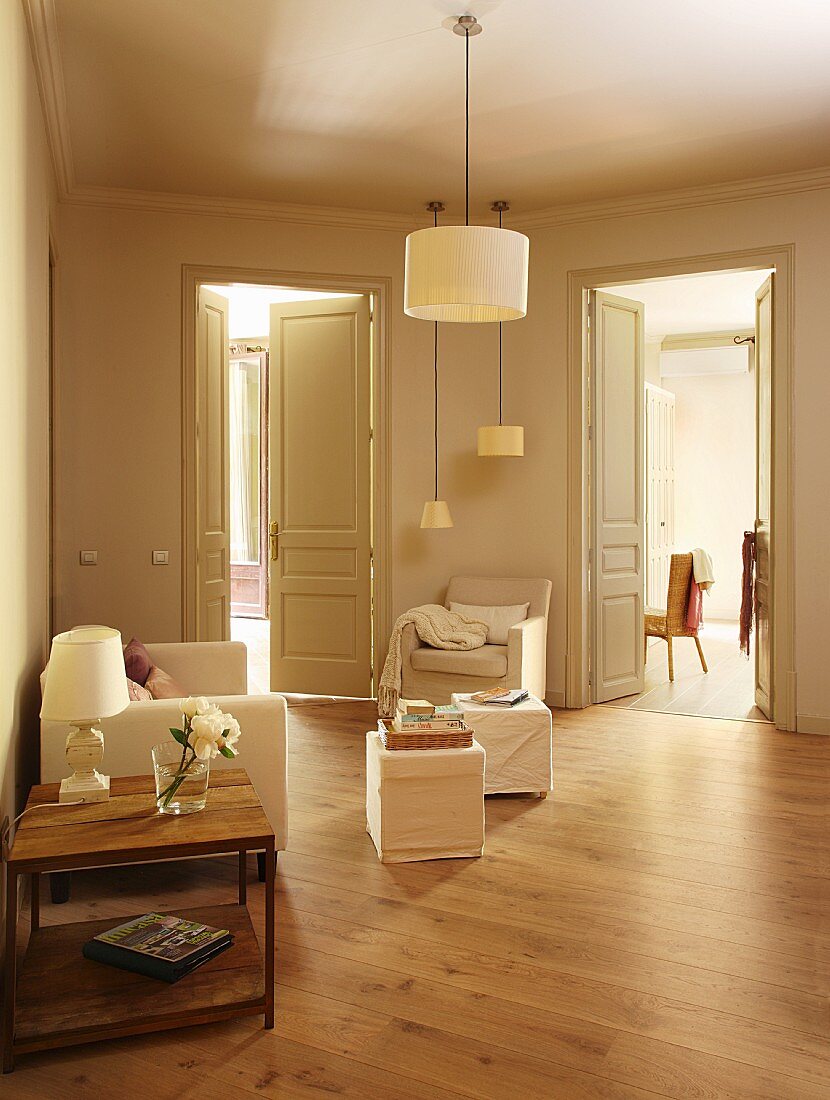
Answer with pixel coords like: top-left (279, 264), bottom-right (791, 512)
top-left (451, 692), bottom-right (553, 796)
top-left (365, 731), bottom-right (485, 863)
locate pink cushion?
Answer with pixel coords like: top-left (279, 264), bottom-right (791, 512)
top-left (123, 637), bottom-right (153, 686)
top-left (127, 678), bottom-right (153, 702)
top-left (145, 665), bottom-right (186, 700)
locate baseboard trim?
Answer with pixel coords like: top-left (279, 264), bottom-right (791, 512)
top-left (545, 690), bottom-right (566, 709)
top-left (795, 713), bottom-right (830, 735)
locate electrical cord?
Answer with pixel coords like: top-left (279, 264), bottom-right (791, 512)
top-left (2, 798), bottom-right (85, 850)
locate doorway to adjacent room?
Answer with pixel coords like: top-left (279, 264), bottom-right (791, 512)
top-left (565, 247), bottom-right (795, 729)
top-left (182, 268), bottom-right (392, 700)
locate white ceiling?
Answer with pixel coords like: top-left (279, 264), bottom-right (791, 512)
top-left (53, 0), bottom-right (830, 216)
top-left (604, 269), bottom-right (773, 338)
top-left (202, 284), bottom-right (353, 338)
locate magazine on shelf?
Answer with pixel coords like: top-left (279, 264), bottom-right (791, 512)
top-left (82, 913), bottom-right (233, 983)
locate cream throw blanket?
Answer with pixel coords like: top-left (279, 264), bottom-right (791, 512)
top-left (378, 604), bottom-right (488, 718)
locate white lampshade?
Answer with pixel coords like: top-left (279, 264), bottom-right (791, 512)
top-left (477, 424), bottom-right (525, 457)
top-left (404, 225), bottom-right (529, 323)
top-left (420, 500), bottom-right (454, 529)
top-left (41, 625), bottom-right (130, 722)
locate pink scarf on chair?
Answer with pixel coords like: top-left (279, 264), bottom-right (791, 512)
top-left (686, 580), bottom-right (703, 632)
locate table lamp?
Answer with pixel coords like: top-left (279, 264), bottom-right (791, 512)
top-left (40, 625), bottom-right (130, 803)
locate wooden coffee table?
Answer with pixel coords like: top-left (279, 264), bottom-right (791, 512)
top-left (2, 768), bottom-right (275, 1072)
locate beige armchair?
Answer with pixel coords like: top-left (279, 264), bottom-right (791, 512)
top-left (401, 576), bottom-right (552, 705)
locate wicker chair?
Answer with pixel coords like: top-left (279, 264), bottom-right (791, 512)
top-left (644, 553), bottom-right (708, 682)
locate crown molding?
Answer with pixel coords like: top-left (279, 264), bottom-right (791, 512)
top-left (23, 0), bottom-right (74, 196)
top-left (62, 184), bottom-right (418, 232)
top-left (511, 166), bottom-right (830, 230)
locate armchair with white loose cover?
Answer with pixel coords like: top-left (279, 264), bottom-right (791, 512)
top-left (400, 576), bottom-right (552, 705)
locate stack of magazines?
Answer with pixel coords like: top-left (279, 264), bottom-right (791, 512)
top-left (83, 913), bottom-right (233, 983)
top-left (378, 699), bottom-right (473, 750)
top-left (469, 688), bottom-right (529, 707)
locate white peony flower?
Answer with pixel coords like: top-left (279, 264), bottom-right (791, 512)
top-left (193, 697), bottom-right (212, 716)
top-left (222, 716), bottom-right (241, 747)
top-left (193, 734), bottom-right (218, 761)
top-left (180, 697), bottom-right (199, 719)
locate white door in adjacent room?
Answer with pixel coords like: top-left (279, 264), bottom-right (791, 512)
top-left (589, 291), bottom-right (646, 702)
top-left (645, 383), bottom-right (675, 609)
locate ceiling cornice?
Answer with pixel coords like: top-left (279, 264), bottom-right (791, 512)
top-left (64, 184), bottom-right (418, 233)
top-left (23, 0), bottom-right (74, 196)
top-left (24, 0), bottom-right (830, 235)
top-left (510, 166), bottom-right (830, 230)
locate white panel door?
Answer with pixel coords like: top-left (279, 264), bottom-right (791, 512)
top-left (755, 275), bottom-right (773, 719)
top-left (195, 287), bottom-right (231, 641)
top-left (590, 291), bottom-right (646, 702)
top-left (645, 383), bottom-right (675, 609)
top-left (269, 296), bottom-right (372, 697)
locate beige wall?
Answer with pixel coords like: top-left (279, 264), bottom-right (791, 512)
top-left (54, 184), bottom-right (830, 722)
top-left (663, 367), bottom-right (756, 620)
top-left (0, 5), bottom-right (56, 830)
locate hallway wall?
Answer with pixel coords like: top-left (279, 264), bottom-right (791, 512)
top-left (53, 182), bottom-right (830, 725)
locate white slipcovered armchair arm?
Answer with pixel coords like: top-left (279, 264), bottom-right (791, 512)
top-left (506, 616), bottom-right (548, 699)
top-left (144, 642), bottom-right (248, 696)
top-left (41, 692), bottom-right (288, 849)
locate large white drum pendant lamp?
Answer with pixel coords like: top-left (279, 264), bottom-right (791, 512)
top-left (404, 16), bottom-right (529, 324)
top-left (478, 202), bottom-right (525, 456)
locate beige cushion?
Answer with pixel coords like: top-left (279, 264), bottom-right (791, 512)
top-left (145, 664), bottom-right (187, 700)
top-left (450, 601), bottom-right (529, 645)
top-left (411, 644), bottom-right (508, 678)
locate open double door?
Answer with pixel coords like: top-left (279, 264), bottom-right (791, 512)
top-left (193, 287), bottom-right (373, 698)
top-left (588, 277), bottom-right (773, 718)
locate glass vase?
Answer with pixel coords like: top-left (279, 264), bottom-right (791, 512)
top-left (152, 741), bottom-right (210, 815)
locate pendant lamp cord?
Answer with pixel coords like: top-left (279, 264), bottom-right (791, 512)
top-left (465, 27), bottom-right (470, 227)
top-left (433, 204), bottom-right (439, 500)
top-left (498, 206), bottom-right (503, 423)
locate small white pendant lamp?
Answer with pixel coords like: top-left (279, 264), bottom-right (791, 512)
top-left (478, 202), bottom-right (525, 457)
top-left (404, 16), bottom-right (529, 324)
top-left (421, 204), bottom-right (454, 529)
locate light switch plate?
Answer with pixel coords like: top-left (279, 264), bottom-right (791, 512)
top-left (152, 550), bottom-right (169, 565)
top-left (80, 550), bottom-right (97, 566)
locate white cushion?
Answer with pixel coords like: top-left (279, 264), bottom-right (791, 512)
top-left (450, 602), bottom-right (529, 645)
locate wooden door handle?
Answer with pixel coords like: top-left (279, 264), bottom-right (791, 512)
top-left (269, 521), bottom-right (279, 560)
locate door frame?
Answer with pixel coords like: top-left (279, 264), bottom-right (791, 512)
top-left (181, 264), bottom-right (392, 690)
top-left (565, 246), bottom-right (796, 730)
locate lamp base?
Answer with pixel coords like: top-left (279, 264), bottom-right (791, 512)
top-left (59, 771), bottom-right (110, 804)
top-left (61, 722), bottom-right (110, 803)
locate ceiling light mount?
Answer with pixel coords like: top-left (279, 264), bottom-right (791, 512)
top-left (452, 15), bottom-right (483, 36)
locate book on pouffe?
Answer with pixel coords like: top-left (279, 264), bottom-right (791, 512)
top-left (83, 912), bottom-right (233, 983)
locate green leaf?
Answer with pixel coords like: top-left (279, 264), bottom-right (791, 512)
top-left (219, 745), bottom-right (236, 759)
top-left (169, 728), bottom-right (187, 746)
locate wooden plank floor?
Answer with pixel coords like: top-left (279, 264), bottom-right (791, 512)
top-left (3, 700), bottom-right (828, 1098)
top-left (604, 622), bottom-right (767, 722)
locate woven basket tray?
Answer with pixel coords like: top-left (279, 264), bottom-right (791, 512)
top-left (377, 718), bottom-right (474, 751)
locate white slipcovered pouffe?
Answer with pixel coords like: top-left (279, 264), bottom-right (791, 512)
top-left (452, 692), bottom-right (553, 797)
top-left (365, 732), bottom-right (485, 863)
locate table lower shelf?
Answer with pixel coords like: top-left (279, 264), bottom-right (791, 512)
top-left (14, 903), bottom-right (265, 1055)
